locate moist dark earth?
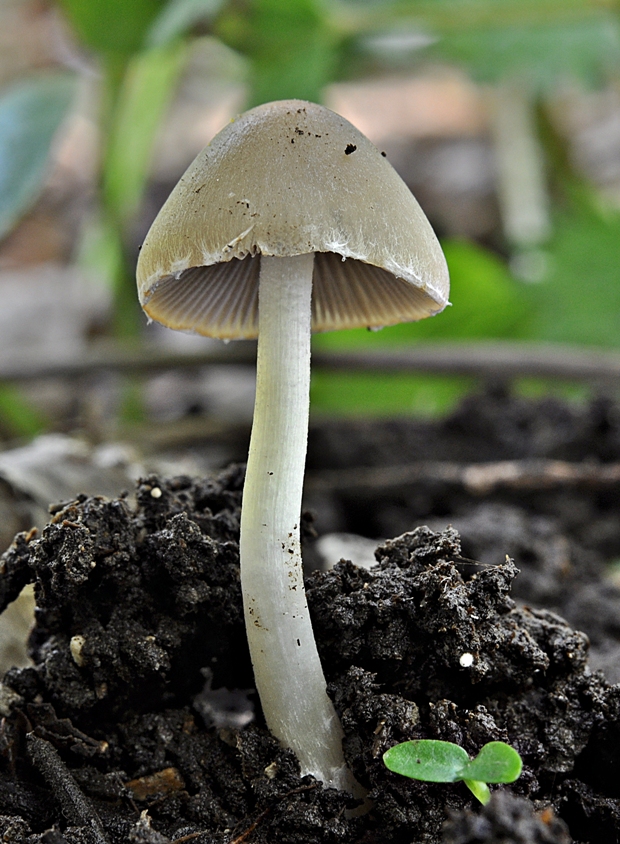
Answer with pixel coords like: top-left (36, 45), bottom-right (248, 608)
top-left (1, 388), bottom-right (620, 843)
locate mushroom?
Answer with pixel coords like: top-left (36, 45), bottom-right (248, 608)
top-left (136, 100), bottom-right (449, 794)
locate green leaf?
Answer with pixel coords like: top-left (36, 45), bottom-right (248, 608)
top-left (146, 0), bottom-right (224, 47)
top-left (103, 42), bottom-right (188, 225)
top-left (350, 1), bottom-right (620, 92)
top-left (310, 371), bottom-right (470, 417)
top-left (57, 0), bottom-right (167, 55)
top-left (218, 0), bottom-right (337, 105)
top-left (0, 385), bottom-right (47, 438)
top-left (523, 209), bottom-right (620, 348)
top-left (0, 74), bottom-right (76, 241)
top-left (344, 0), bottom-right (613, 34)
top-left (461, 741), bottom-right (523, 784)
top-left (383, 740), bottom-right (470, 783)
top-left (432, 15), bottom-right (620, 91)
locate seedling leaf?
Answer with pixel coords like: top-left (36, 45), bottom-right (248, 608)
top-left (383, 740), bottom-right (470, 783)
top-left (383, 739), bottom-right (523, 805)
top-left (461, 741), bottom-right (523, 784)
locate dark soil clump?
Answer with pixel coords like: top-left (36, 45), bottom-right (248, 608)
top-left (1, 390), bottom-right (620, 842)
top-left (306, 389), bottom-right (620, 682)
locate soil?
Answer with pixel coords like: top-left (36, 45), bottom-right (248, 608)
top-left (1, 387), bottom-right (620, 843)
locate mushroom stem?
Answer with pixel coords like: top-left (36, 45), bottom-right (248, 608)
top-left (240, 253), bottom-right (353, 792)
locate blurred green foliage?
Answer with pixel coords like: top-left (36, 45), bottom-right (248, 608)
top-left (1, 0), bottom-right (620, 430)
top-left (312, 205), bottom-right (620, 416)
top-left (217, 0), bottom-right (336, 105)
top-left (311, 239), bottom-right (528, 415)
top-left (0, 74), bottom-right (77, 241)
top-left (314, 240), bottom-right (529, 350)
top-left (0, 386), bottom-right (47, 439)
top-left (57, 0), bottom-right (167, 55)
top-left (103, 44), bottom-right (187, 229)
top-left (523, 208), bottom-right (620, 347)
top-left (51, 0), bottom-right (225, 340)
top-left (147, 0), bottom-right (225, 48)
top-left (310, 370), bottom-right (472, 417)
top-left (99, 41), bottom-right (189, 337)
top-left (433, 17), bottom-right (620, 89)
top-left (350, 1), bottom-right (620, 88)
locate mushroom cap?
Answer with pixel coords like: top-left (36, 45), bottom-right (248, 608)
top-left (136, 99), bottom-right (449, 339)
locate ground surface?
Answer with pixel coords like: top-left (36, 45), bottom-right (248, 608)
top-left (0, 388), bottom-right (619, 843)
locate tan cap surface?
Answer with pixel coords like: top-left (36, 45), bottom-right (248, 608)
top-left (137, 99), bottom-right (449, 339)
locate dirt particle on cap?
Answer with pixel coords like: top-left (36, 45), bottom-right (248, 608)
top-left (345, 144), bottom-right (357, 155)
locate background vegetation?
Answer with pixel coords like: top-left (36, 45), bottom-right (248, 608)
top-left (1, 0), bottom-right (620, 428)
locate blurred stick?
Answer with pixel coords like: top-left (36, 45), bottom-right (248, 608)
top-left (2, 342), bottom-right (620, 385)
top-left (306, 458), bottom-right (620, 496)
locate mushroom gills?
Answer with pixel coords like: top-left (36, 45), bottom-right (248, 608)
top-left (144, 252), bottom-right (443, 339)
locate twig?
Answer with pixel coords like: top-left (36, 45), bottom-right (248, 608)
top-left (227, 808), bottom-right (270, 844)
top-left (4, 341), bottom-right (620, 385)
top-left (461, 459), bottom-right (620, 494)
top-left (0, 341), bottom-right (255, 382)
top-left (306, 458), bottom-right (620, 496)
top-left (316, 341), bottom-right (620, 382)
top-left (26, 733), bottom-right (110, 844)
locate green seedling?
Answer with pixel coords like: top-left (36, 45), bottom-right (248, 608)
top-left (383, 739), bottom-right (523, 805)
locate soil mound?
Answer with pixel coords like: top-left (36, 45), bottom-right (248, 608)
top-left (1, 391), bottom-right (620, 842)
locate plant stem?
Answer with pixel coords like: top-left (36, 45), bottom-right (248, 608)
top-left (239, 253), bottom-right (354, 792)
top-left (488, 79), bottom-right (550, 249)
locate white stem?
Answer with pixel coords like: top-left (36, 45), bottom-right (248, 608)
top-left (240, 253), bottom-right (355, 792)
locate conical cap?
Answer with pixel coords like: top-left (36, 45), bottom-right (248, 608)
top-left (136, 99), bottom-right (449, 339)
